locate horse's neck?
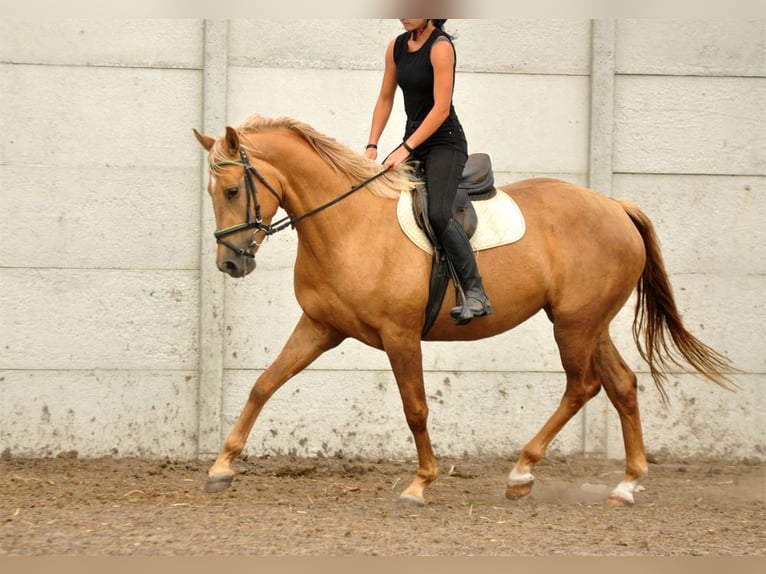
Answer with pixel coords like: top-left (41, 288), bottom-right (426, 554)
top-left (282, 163), bottom-right (382, 235)
top-left (258, 133), bottom-right (399, 260)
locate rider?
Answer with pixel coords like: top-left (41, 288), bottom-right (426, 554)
top-left (365, 18), bottom-right (492, 324)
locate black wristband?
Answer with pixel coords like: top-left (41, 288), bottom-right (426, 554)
top-left (402, 140), bottom-right (414, 154)
top-left (365, 143), bottom-right (378, 150)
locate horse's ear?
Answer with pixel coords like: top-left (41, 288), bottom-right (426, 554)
top-left (193, 129), bottom-right (215, 151)
top-left (224, 126), bottom-right (240, 154)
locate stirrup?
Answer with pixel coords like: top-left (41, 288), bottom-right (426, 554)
top-left (450, 293), bottom-right (493, 325)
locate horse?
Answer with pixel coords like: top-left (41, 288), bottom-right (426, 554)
top-left (192, 114), bottom-right (737, 507)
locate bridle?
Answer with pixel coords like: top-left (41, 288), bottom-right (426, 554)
top-left (212, 146), bottom-right (389, 258)
top-left (212, 147), bottom-right (286, 259)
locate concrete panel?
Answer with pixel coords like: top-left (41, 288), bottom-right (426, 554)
top-left (616, 20), bottom-right (766, 77)
top-left (229, 19), bottom-right (398, 71)
top-left (455, 73), bottom-right (590, 174)
top-left (0, 269), bottom-right (199, 370)
top-left (656, 273), bottom-right (764, 374)
top-left (227, 67), bottom-right (403, 157)
top-left (0, 19), bottom-right (203, 68)
top-left (228, 67), bottom-right (590, 178)
top-left (607, 373), bottom-right (765, 460)
top-left (0, 166), bottom-right (200, 270)
top-left (603, 268), bottom-right (760, 377)
top-left (0, 370), bottom-right (198, 457)
top-left (613, 76), bottom-right (766, 175)
top-left (229, 19), bottom-right (591, 75)
top-left (613, 174), bottom-right (766, 275)
top-left (449, 19), bottom-right (592, 75)
top-left (221, 370), bottom-right (582, 459)
top-left (1, 64), bottom-right (201, 168)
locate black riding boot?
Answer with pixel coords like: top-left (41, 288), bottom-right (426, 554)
top-left (438, 219), bottom-right (493, 325)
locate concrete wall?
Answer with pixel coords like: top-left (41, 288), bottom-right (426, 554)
top-left (0, 20), bottom-right (204, 457)
top-left (1, 19), bottom-right (763, 462)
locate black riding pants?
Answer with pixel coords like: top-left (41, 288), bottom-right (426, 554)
top-left (414, 144), bottom-right (468, 238)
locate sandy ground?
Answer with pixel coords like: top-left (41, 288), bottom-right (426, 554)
top-left (1, 452), bottom-right (764, 556)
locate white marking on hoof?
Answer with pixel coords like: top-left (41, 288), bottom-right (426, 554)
top-left (508, 468), bottom-right (535, 485)
top-left (506, 469), bottom-right (535, 500)
top-left (608, 479), bottom-right (641, 505)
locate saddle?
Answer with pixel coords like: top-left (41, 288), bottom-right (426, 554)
top-left (410, 153), bottom-right (497, 337)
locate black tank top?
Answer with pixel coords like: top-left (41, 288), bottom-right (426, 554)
top-left (394, 29), bottom-right (463, 143)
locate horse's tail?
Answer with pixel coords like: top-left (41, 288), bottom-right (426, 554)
top-left (618, 200), bottom-right (739, 404)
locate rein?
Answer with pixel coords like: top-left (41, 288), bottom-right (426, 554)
top-left (213, 146), bottom-right (389, 258)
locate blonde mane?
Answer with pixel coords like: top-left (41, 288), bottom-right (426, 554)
top-left (210, 114), bottom-right (414, 199)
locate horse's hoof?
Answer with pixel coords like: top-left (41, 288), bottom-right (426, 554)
top-left (606, 492), bottom-right (635, 507)
top-left (606, 480), bottom-right (640, 506)
top-left (399, 492), bottom-right (426, 506)
top-left (203, 473), bottom-right (234, 493)
top-left (505, 480), bottom-right (534, 500)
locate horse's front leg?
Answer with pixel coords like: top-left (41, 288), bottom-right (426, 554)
top-left (385, 336), bottom-right (438, 506)
top-left (204, 314), bottom-right (342, 493)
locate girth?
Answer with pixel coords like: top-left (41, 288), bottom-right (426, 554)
top-left (410, 153), bottom-right (497, 337)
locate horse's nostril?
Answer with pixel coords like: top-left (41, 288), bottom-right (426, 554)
top-left (223, 260), bottom-right (240, 276)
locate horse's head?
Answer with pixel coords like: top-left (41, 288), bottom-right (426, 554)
top-left (194, 126), bottom-right (283, 278)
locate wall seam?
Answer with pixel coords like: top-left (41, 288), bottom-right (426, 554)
top-left (583, 18), bottom-right (617, 458)
top-left (196, 19), bottom-right (229, 458)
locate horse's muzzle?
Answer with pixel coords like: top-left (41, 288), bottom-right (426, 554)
top-left (218, 253), bottom-right (256, 278)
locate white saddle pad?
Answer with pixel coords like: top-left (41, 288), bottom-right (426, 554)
top-left (397, 189), bottom-right (526, 254)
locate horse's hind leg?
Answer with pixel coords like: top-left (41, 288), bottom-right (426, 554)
top-left (506, 324), bottom-right (602, 500)
top-left (595, 334), bottom-right (649, 506)
top-left (204, 313), bottom-right (343, 493)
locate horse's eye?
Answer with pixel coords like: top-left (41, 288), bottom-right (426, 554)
top-left (226, 187), bottom-right (239, 200)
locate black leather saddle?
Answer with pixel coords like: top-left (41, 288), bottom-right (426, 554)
top-left (409, 153), bottom-right (496, 337)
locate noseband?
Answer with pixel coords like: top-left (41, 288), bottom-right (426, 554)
top-left (213, 146), bottom-right (390, 258)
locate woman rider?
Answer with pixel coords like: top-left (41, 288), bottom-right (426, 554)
top-left (365, 18), bottom-right (492, 324)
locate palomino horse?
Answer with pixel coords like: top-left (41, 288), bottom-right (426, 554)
top-left (193, 114), bottom-right (736, 506)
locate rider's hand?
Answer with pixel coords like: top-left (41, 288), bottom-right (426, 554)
top-left (364, 147), bottom-right (378, 161)
top-left (383, 144), bottom-right (411, 170)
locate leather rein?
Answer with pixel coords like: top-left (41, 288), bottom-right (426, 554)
top-left (212, 146), bottom-right (389, 258)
